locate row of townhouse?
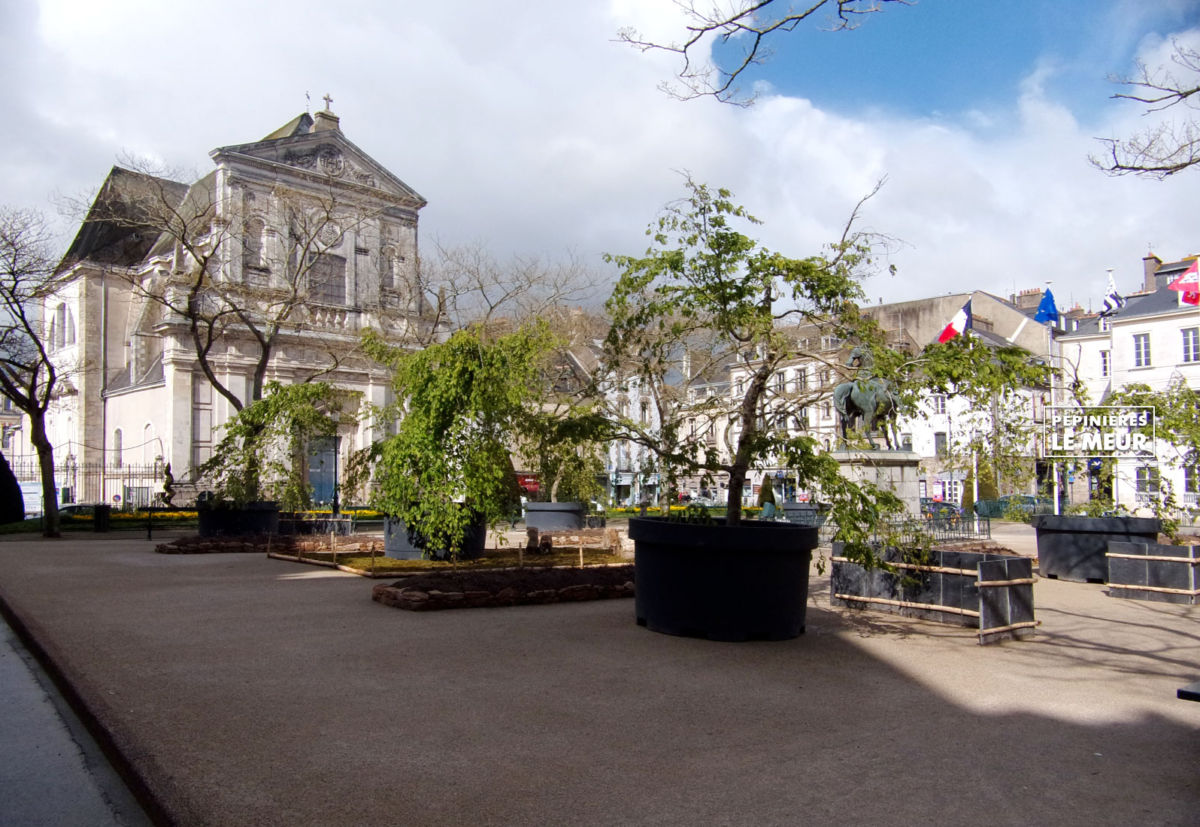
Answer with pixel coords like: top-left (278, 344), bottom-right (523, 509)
top-left (1058, 254), bottom-right (1200, 513)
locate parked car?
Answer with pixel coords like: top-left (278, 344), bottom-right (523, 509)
top-left (974, 494), bottom-right (1053, 518)
top-left (59, 504), bottom-right (98, 518)
top-left (920, 498), bottom-right (962, 527)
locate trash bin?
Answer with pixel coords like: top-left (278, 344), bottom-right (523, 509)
top-left (93, 504), bottom-right (111, 533)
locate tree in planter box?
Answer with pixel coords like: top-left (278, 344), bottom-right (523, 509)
top-left (359, 321), bottom-right (607, 558)
top-left (200, 381), bottom-right (347, 510)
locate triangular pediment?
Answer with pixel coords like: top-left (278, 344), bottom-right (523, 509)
top-left (211, 115), bottom-right (426, 209)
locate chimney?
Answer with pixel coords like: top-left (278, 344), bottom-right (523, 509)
top-left (1012, 287), bottom-right (1044, 310)
top-left (1143, 253), bottom-right (1162, 292)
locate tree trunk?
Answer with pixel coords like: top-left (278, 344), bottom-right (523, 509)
top-left (28, 413), bottom-right (59, 537)
top-left (726, 363), bottom-right (771, 526)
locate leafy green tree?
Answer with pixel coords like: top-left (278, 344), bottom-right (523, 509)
top-left (603, 178), bottom-right (904, 559)
top-left (361, 321), bottom-right (606, 557)
top-left (200, 381), bottom-right (346, 509)
top-left (896, 334), bottom-right (1053, 497)
top-left (1108, 379), bottom-right (1198, 534)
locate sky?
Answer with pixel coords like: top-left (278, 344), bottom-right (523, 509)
top-left (2, 0), bottom-right (1200, 312)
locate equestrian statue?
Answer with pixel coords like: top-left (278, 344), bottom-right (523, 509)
top-left (832, 346), bottom-right (902, 450)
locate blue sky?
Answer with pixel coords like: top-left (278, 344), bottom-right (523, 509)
top-left (1, 0), bottom-right (1199, 309)
top-left (722, 0), bottom-right (1200, 122)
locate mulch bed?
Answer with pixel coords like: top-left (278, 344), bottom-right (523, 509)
top-left (372, 565), bottom-right (636, 611)
top-left (156, 535), bottom-right (382, 554)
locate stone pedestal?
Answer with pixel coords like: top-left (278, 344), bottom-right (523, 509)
top-left (829, 450), bottom-right (921, 516)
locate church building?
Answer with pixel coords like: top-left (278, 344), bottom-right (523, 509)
top-left (37, 104), bottom-right (431, 507)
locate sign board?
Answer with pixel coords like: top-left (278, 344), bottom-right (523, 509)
top-left (1042, 406), bottom-right (1155, 459)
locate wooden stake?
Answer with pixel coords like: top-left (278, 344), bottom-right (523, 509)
top-left (976, 578), bottom-right (1036, 587)
top-left (979, 620), bottom-right (1039, 637)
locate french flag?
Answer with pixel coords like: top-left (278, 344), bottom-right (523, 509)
top-left (937, 299), bottom-right (972, 343)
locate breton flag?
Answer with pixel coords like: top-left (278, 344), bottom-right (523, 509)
top-left (937, 299), bottom-right (972, 343)
top-left (1100, 273), bottom-right (1125, 316)
top-left (1167, 258), bottom-right (1200, 306)
top-left (1033, 289), bottom-right (1059, 324)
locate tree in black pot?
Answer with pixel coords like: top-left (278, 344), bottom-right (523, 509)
top-left (358, 320), bottom-right (607, 559)
top-left (197, 381), bottom-right (347, 536)
top-left (602, 179), bottom-right (906, 640)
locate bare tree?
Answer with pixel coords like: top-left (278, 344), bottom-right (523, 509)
top-left (419, 241), bottom-right (600, 341)
top-left (618, 0), bottom-right (907, 104)
top-left (1093, 40), bottom-right (1200, 178)
top-left (0, 207), bottom-right (74, 536)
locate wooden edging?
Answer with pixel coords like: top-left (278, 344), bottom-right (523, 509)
top-left (829, 556), bottom-right (977, 576)
top-left (833, 593), bottom-right (981, 618)
top-left (976, 578), bottom-right (1036, 588)
top-left (1106, 552), bottom-right (1200, 564)
top-left (978, 620), bottom-right (1039, 638)
top-left (266, 551), bottom-right (631, 579)
top-left (1108, 583), bottom-right (1200, 596)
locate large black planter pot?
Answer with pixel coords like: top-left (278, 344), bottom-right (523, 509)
top-left (383, 513), bottom-right (487, 561)
top-left (630, 517), bottom-right (818, 642)
top-left (1031, 514), bottom-right (1160, 582)
top-left (197, 501), bottom-right (280, 537)
top-left (524, 501), bottom-right (586, 531)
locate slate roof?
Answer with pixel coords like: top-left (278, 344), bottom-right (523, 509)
top-left (1058, 257), bottom-right (1200, 338)
top-left (58, 167), bottom-right (189, 272)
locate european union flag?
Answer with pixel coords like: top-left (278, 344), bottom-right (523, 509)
top-left (1034, 289), bottom-right (1058, 324)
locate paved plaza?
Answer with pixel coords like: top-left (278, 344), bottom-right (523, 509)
top-left (0, 525), bottom-right (1197, 825)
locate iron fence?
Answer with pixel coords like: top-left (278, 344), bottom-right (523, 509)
top-left (10, 459), bottom-right (165, 510)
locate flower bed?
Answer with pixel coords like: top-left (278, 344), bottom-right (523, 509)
top-left (372, 565), bottom-right (635, 611)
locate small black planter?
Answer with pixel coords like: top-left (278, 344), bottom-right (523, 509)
top-left (630, 517), bottom-right (818, 642)
top-left (197, 501), bottom-right (280, 537)
top-left (1031, 515), bottom-right (1160, 582)
top-left (524, 502), bottom-right (586, 531)
top-left (781, 502), bottom-right (830, 527)
top-left (383, 513), bottom-right (487, 561)
top-left (1107, 541), bottom-right (1199, 604)
top-left (831, 544), bottom-right (1036, 643)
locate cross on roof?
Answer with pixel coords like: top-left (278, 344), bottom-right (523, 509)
top-left (323, 93), bottom-right (333, 111)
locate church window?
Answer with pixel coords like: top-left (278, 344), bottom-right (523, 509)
top-left (242, 218), bottom-right (267, 272)
top-left (49, 303), bottom-right (75, 350)
top-left (380, 245), bottom-right (397, 290)
top-left (308, 253), bottom-right (347, 305)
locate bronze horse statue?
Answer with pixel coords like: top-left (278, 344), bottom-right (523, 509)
top-left (833, 346), bottom-right (901, 450)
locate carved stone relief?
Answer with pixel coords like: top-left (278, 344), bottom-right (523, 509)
top-left (282, 145), bottom-right (378, 188)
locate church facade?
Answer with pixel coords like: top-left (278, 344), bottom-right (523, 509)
top-left (32, 106), bottom-right (431, 508)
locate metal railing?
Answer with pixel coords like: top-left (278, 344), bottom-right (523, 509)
top-left (10, 460), bottom-right (165, 509)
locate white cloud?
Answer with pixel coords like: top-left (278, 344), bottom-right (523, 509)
top-left (1, 0), bottom-right (1197, 314)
